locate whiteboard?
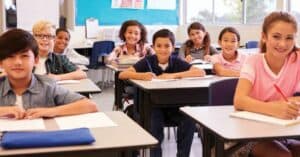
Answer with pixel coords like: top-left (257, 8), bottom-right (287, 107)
top-left (16, 0), bottom-right (59, 31)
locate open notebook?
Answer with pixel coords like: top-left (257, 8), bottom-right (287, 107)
top-left (230, 111), bottom-right (300, 126)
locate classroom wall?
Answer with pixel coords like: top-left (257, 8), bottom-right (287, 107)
top-left (0, 0), bottom-right (299, 47)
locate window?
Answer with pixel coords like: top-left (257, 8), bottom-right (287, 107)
top-left (186, 0), bottom-right (276, 24)
top-left (290, 0), bottom-right (300, 22)
top-left (5, 0), bottom-right (17, 28)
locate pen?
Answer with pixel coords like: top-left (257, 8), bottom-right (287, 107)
top-left (145, 59), bottom-right (153, 73)
top-left (274, 84), bottom-right (289, 102)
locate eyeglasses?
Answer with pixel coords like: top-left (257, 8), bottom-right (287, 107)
top-left (34, 34), bottom-right (55, 40)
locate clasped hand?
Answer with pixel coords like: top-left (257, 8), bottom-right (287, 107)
top-left (0, 106), bottom-right (56, 120)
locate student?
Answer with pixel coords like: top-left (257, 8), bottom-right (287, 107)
top-left (107, 20), bottom-right (153, 65)
top-left (32, 20), bottom-right (87, 81)
top-left (0, 29), bottom-right (98, 119)
top-left (234, 11), bottom-right (300, 157)
top-left (179, 22), bottom-right (218, 63)
top-left (119, 29), bottom-right (205, 157)
top-left (211, 27), bottom-right (247, 77)
top-left (53, 28), bottom-right (89, 66)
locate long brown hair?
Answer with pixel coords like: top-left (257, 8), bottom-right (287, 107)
top-left (260, 11), bottom-right (299, 53)
top-left (184, 22), bottom-right (211, 56)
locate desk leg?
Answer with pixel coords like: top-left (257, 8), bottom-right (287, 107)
top-left (137, 88), bottom-right (151, 131)
top-left (114, 71), bottom-right (124, 110)
top-left (215, 137), bottom-right (225, 157)
top-left (203, 128), bottom-right (211, 157)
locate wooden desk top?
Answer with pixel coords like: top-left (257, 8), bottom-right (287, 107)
top-left (0, 111), bottom-right (158, 156)
top-left (180, 106), bottom-right (300, 140)
top-left (61, 79), bottom-right (101, 94)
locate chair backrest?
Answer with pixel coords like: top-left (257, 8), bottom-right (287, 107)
top-left (89, 40), bottom-right (115, 68)
top-left (208, 78), bottom-right (238, 106)
top-left (245, 41), bottom-right (258, 49)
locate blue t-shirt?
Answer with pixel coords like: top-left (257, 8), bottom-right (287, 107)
top-left (133, 55), bottom-right (191, 75)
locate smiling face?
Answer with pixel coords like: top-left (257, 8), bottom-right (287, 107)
top-left (0, 49), bottom-right (38, 81)
top-left (54, 31), bottom-right (70, 53)
top-left (153, 37), bottom-right (174, 64)
top-left (34, 27), bottom-right (55, 57)
top-left (262, 21), bottom-right (296, 59)
top-left (124, 25), bottom-right (141, 46)
top-left (189, 29), bottom-right (206, 47)
top-left (218, 31), bottom-right (239, 57)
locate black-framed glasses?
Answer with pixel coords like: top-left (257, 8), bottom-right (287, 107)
top-left (34, 34), bottom-right (55, 40)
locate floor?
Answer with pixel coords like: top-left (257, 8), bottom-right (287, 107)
top-left (88, 69), bottom-right (203, 157)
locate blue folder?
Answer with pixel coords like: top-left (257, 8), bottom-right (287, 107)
top-left (1, 128), bottom-right (95, 149)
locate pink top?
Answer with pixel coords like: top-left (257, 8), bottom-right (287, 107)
top-left (211, 51), bottom-right (247, 71)
top-left (108, 43), bottom-right (154, 62)
top-left (240, 51), bottom-right (300, 102)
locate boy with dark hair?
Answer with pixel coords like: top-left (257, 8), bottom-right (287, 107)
top-left (119, 29), bottom-right (205, 157)
top-left (0, 29), bottom-right (97, 119)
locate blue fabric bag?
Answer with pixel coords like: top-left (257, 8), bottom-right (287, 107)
top-left (1, 128), bottom-right (95, 149)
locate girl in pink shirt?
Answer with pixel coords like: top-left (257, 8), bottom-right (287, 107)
top-left (211, 27), bottom-right (247, 77)
top-left (234, 11), bottom-right (300, 157)
top-left (108, 20), bottom-right (153, 66)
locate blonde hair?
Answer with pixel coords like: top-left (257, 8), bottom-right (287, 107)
top-left (32, 20), bottom-right (56, 35)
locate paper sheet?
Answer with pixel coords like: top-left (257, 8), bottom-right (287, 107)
top-left (0, 118), bottom-right (45, 131)
top-left (190, 59), bottom-right (210, 65)
top-left (230, 111), bottom-right (300, 126)
top-left (151, 78), bottom-right (178, 82)
top-left (182, 75), bottom-right (214, 80)
top-left (57, 80), bottom-right (80, 84)
top-left (55, 112), bottom-right (117, 129)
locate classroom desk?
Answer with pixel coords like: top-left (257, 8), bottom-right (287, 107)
top-left (193, 64), bottom-right (213, 74)
top-left (129, 76), bottom-right (231, 131)
top-left (60, 78), bottom-right (101, 95)
top-left (0, 111), bottom-right (158, 157)
top-left (180, 106), bottom-right (300, 157)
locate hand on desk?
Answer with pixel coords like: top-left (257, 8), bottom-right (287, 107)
top-left (0, 106), bottom-right (25, 119)
top-left (185, 55), bottom-right (193, 63)
top-left (0, 107), bottom-right (57, 119)
top-left (140, 72), bottom-right (156, 81)
top-left (25, 108), bottom-right (57, 119)
top-left (269, 100), bottom-right (300, 120)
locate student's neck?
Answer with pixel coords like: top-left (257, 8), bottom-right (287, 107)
top-left (126, 43), bottom-right (137, 55)
top-left (158, 58), bottom-right (169, 64)
top-left (39, 50), bottom-right (49, 58)
top-left (222, 52), bottom-right (237, 62)
top-left (10, 77), bottom-right (31, 95)
top-left (194, 43), bottom-right (203, 49)
top-left (264, 53), bottom-right (285, 75)
top-left (53, 46), bottom-right (63, 53)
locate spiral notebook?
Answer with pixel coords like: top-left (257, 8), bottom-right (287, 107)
top-left (230, 111), bottom-right (300, 126)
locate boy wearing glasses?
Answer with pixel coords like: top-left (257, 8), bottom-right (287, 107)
top-left (32, 20), bottom-right (87, 81)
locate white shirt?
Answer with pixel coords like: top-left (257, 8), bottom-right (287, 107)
top-left (35, 57), bottom-right (47, 75)
top-left (15, 95), bottom-right (23, 109)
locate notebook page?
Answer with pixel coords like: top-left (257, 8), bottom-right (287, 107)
top-left (230, 111), bottom-right (300, 126)
top-left (55, 112), bottom-right (117, 129)
top-left (0, 118), bottom-right (45, 131)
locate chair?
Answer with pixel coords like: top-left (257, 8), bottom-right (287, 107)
top-left (207, 78), bottom-right (246, 156)
top-left (245, 41), bottom-right (258, 49)
top-left (89, 41), bottom-right (115, 88)
top-left (208, 78), bottom-right (238, 106)
top-left (89, 40), bottom-right (115, 68)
